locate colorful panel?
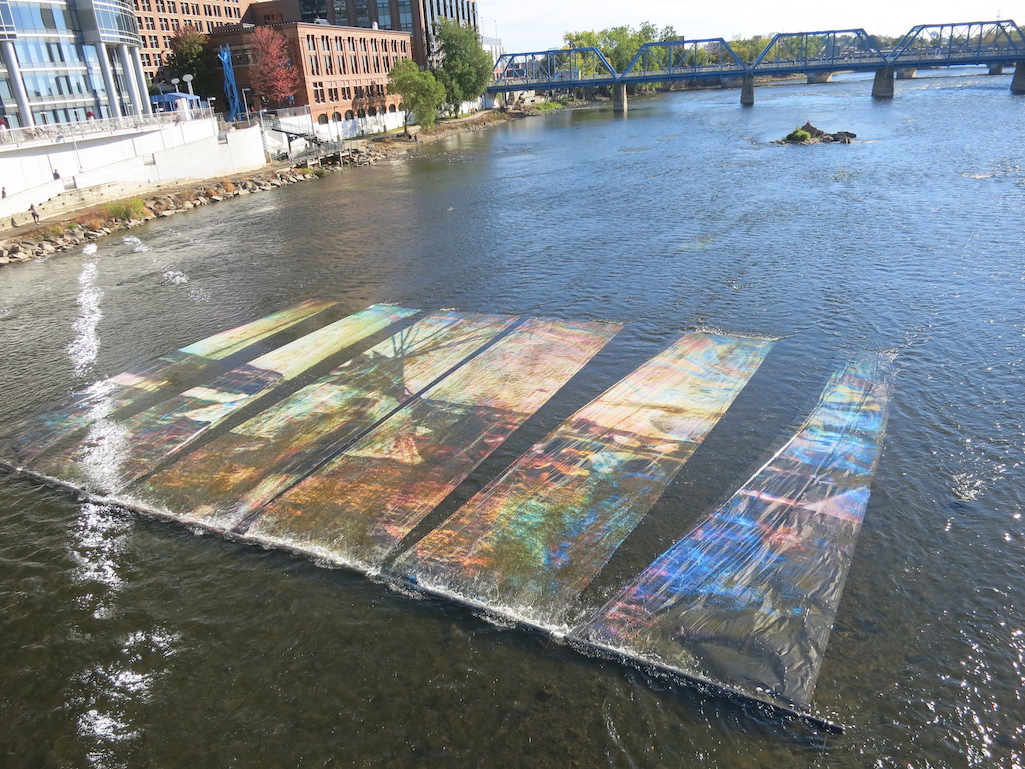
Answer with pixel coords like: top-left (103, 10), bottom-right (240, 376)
top-left (132, 311), bottom-right (517, 529)
top-left (241, 318), bottom-right (622, 570)
top-left (5, 300), bottom-right (334, 464)
top-left (391, 332), bottom-right (773, 629)
top-left (30, 304), bottom-right (417, 490)
top-left (572, 356), bottom-right (891, 710)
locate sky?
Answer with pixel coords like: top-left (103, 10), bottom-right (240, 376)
top-left (476, 1), bottom-right (1016, 53)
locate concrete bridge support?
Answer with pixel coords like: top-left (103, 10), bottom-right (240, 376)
top-left (1012, 64), bottom-right (1025, 94)
top-left (988, 64), bottom-right (1004, 75)
top-left (613, 82), bottom-right (628, 113)
top-left (807, 72), bottom-right (832, 84)
top-left (872, 67), bottom-right (895, 99)
top-left (896, 68), bottom-right (917, 80)
top-left (740, 75), bottom-right (755, 106)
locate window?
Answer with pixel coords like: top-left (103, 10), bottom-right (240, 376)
top-left (344, 109), bottom-right (353, 119)
top-left (312, 81), bottom-right (325, 102)
top-left (168, 0), bottom-right (176, 11)
top-left (148, 34), bottom-right (159, 47)
top-left (308, 55), bottom-right (320, 75)
top-left (144, 16), bottom-right (155, 29)
top-left (318, 113), bottom-right (328, 124)
top-left (337, 54), bottom-right (346, 73)
top-left (327, 86), bottom-right (338, 100)
top-left (141, 0), bottom-right (152, 9)
top-left (324, 55), bottom-right (333, 75)
top-left (331, 111), bottom-right (341, 121)
top-left (159, 17), bottom-right (170, 29)
top-left (156, 0), bottom-right (165, 10)
top-left (306, 34), bottom-right (315, 51)
top-left (162, 34), bottom-right (172, 47)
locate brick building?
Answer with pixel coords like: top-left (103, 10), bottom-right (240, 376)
top-left (242, 0), bottom-right (478, 67)
top-left (132, 0), bottom-right (246, 81)
top-left (210, 21), bottom-right (410, 124)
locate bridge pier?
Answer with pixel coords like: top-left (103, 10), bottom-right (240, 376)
top-left (613, 82), bottom-right (628, 114)
top-left (988, 64), bottom-right (1004, 76)
top-left (807, 72), bottom-right (832, 84)
top-left (1012, 64), bottom-right (1025, 94)
top-left (740, 75), bottom-right (754, 107)
top-left (872, 67), bottom-right (895, 99)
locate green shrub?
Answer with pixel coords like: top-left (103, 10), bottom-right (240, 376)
top-left (786, 127), bottom-right (811, 143)
top-left (536, 102), bottom-right (562, 111)
top-left (103, 198), bottom-right (147, 220)
top-left (311, 167), bottom-right (328, 178)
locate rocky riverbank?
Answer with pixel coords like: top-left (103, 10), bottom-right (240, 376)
top-left (0, 109), bottom-right (535, 268)
top-left (0, 168), bottom-right (331, 266)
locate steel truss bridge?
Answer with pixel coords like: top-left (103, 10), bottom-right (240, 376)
top-left (488, 20), bottom-right (1025, 107)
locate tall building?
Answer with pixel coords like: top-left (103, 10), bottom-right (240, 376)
top-left (210, 21), bottom-right (410, 123)
top-left (244, 0), bottom-right (478, 67)
top-left (131, 0), bottom-right (245, 82)
top-left (0, 0), bottom-right (151, 126)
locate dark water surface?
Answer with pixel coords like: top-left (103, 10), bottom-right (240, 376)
top-left (2, 71), bottom-right (1024, 767)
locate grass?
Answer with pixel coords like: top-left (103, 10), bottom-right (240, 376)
top-left (535, 102), bottom-right (563, 111)
top-left (785, 127), bottom-right (812, 143)
top-left (103, 198), bottom-right (147, 221)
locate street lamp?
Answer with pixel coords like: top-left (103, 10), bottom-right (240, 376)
top-left (182, 73), bottom-right (194, 96)
top-left (241, 87), bottom-right (251, 118)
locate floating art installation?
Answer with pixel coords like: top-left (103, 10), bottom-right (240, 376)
top-left (572, 355), bottom-right (891, 718)
top-left (0, 303), bottom-right (892, 733)
top-left (133, 311), bottom-right (518, 527)
top-left (6, 299), bottom-right (334, 463)
top-left (391, 332), bottom-right (774, 629)
top-left (240, 317), bottom-right (622, 569)
top-left (28, 304), bottom-right (417, 489)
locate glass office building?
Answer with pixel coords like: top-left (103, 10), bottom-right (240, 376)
top-left (0, 0), bottom-right (150, 127)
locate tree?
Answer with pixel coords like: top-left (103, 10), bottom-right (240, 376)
top-left (387, 58), bottom-right (445, 134)
top-left (165, 27), bottom-right (215, 96)
top-left (249, 26), bottom-right (301, 107)
top-left (432, 18), bottom-right (493, 115)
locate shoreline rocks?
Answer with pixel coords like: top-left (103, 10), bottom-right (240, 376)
top-left (0, 168), bottom-right (321, 266)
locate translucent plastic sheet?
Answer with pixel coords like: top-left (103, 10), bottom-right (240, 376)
top-left (4, 299), bottom-right (334, 464)
top-left (28, 304), bottom-right (416, 490)
top-left (133, 311), bottom-right (517, 529)
top-left (391, 332), bottom-right (774, 628)
top-left (241, 318), bottom-right (622, 570)
top-left (572, 356), bottom-right (891, 710)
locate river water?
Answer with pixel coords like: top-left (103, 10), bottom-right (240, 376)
top-left (1, 69), bottom-right (1023, 768)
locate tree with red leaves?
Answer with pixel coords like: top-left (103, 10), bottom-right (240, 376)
top-left (249, 27), bottom-right (301, 107)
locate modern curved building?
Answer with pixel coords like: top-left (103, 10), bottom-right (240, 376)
top-left (0, 0), bottom-right (151, 127)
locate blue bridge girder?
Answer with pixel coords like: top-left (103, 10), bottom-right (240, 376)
top-left (485, 18), bottom-right (1025, 96)
top-left (619, 38), bottom-right (747, 86)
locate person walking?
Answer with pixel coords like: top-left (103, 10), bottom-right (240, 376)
top-left (29, 204), bottom-right (39, 224)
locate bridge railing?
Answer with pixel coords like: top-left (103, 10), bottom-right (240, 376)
top-left (751, 29), bottom-right (887, 73)
top-left (621, 39), bottom-right (749, 83)
top-left (888, 20), bottom-right (1025, 64)
top-left (491, 47), bottom-right (620, 92)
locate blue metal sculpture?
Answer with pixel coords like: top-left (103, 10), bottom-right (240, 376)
top-left (219, 44), bottom-right (244, 121)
